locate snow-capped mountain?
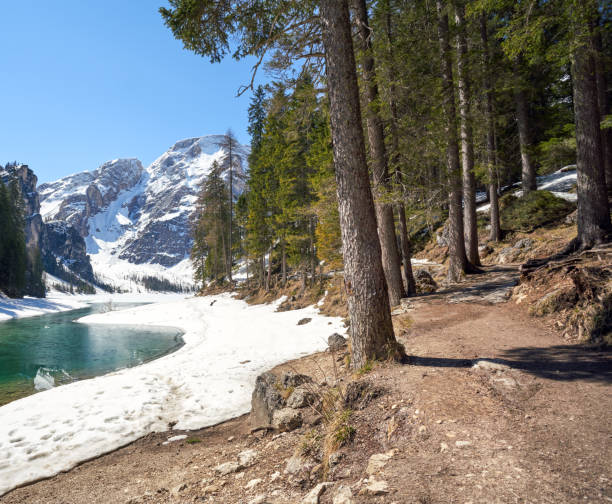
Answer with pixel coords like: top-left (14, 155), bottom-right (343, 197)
top-left (39, 135), bottom-right (249, 291)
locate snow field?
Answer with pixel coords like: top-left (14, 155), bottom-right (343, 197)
top-left (0, 294), bottom-right (346, 496)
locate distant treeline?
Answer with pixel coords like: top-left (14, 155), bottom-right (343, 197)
top-left (127, 274), bottom-right (192, 293)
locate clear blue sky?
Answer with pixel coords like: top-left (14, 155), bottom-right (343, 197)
top-left (0, 1), bottom-right (260, 183)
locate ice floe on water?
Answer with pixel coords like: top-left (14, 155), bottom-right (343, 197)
top-left (0, 294), bottom-right (346, 496)
top-left (33, 368), bottom-right (55, 391)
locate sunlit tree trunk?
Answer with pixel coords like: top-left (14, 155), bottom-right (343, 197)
top-left (320, 0), bottom-right (401, 369)
top-left (436, 0), bottom-right (471, 282)
top-left (352, 0), bottom-right (406, 306)
top-left (571, 7), bottom-right (611, 248)
top-left (480, 14), bottom-right (501, 242)
top-left (455, 2), bottom-right (480, 266)
top-left (514, 85), bottom-right (537, 194)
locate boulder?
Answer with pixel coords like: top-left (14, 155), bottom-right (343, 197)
top-left (238, 449), bottom-right (258, 467)
top-left (214, 461), bottom-right (242, 475)
top-left (272, 408), bottom-right (303, 432)
top-left (414, 269), bottom-right (437, 294)
top-left (251, 372), bottom-right (284, 428)
top-left (514, 238), bottom-right (534, 251)
top-left (302, 482), bottom-right (333, 504)
top-left (281, 371), bottom-right (313, 389)
top-left (360, 479), bottom-right (389, 496)
top-left (287, 386), bottom-right (317, 409)
top-left (328, 333), bottom-right (347, 352)
top-left (333, 485), bottom-right (354, 504)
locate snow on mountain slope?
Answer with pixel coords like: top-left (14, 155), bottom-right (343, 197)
top-left (39, 136), bottom-right (249, 291)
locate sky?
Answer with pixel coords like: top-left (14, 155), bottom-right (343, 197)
top-left (0, 1), bottom-right (261, 183)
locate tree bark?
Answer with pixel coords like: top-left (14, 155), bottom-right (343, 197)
top-left (480, 14), bottom-right (501, 242)
top-left (396, 201), bottom-right (416, 295)
top-left (436, 0), bottom-right (471, 282)
top-left (383, 1), bottom-right (416, 296)
top-left (320, 0), bottom-right (400, 369)
top-left (352, 0), bottom-right (406, 306)
top-left (281, 240), bottom-right (287, 286)
top-left (227, 137), bottom-right (234, 283)
top-left (514, 85), bottom-right (537, 194)
top-left (593, 23), bottom-right (612, 194)
top-left (454, 2), bottom-right (480, 266)
top-left (571, 15), bottom-right (611, 248)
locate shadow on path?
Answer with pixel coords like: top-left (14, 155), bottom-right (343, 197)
top-left (410, 345), bottom-right (611, 384)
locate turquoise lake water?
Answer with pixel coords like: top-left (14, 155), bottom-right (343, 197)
top-left (0, 303), bottom-right (183, 406)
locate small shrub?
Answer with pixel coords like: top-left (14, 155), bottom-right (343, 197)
top-left (185, 437), bottom-right (201, 444)
top-left (500, 190), bottom-right (575, 232)
top-left (300, 429), bottom-right (323, 458)
top-left (332, 410), bottom-right (355, 447)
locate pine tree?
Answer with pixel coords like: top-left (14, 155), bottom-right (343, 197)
top-left (191, 161), bottom-right (232, 283)
top-left (217, 130), bottom-right (244, 282)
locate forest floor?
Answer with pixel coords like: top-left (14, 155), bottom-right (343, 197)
top-left (2, 265), bottom-right (611, 504)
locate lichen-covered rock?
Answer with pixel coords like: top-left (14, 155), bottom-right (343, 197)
top-left (281, 371), bottom-right (313, 389)
top-left (328, 333), bottom-right (347, 352)
top-left (251, 372), bottom-right (284, 428)
top-left (286, 386), bottom-right (316, 409)
top-left (414, 269), bottom-right (437, 294)
top-left (272, 408), bottom-right (303, 432)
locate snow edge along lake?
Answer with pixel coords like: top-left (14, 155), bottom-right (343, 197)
top-left (0, 293), bottom-right (346, 497)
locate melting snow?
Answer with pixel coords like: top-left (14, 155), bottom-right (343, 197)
top-left (0, 294), bottom-right (345, 496)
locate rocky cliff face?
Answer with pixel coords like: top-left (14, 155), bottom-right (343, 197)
top-left (41, 221), bottom-right (95, 285)
top-left (39, 158), bottom-right (144, 237)
top-left (38, 135), bottom-right (249, 290)
top-left (1, 164), bottom-right (97, 295)
top-left (1, 164), bottom-right (43, 258)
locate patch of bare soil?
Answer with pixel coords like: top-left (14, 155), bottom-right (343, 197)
top-left (2, 269), bottom-right (611, 504)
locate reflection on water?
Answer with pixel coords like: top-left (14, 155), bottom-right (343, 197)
top-left (0, 303), bottom-right (183, 406)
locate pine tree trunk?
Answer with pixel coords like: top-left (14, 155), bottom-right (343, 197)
top-left (266, 246), bottom-right (272, 291)
top-left (310, 217), bottom-right (316, 287)
top-left (228, 140), bottom-right (233, 283)
top-left (352, 0), bottom-right (406, 306)
top-left (383, 1), bottom-right (416, 296)
top-left (436, 0), bottom-right (470, 283)
top-left (571, 17), bottom-right (611, 248)
top-left (281, 240), bottom-right (287, 287)
top-left (593, 24), bottom-right (612, 194)
top-left (320, 0), bottom-right (400, 369)
top-left (455, 2), bottom-right (480, 266)
top-left (260, 255), bottom-right (265, 288)
top-left (396, 202), bottom-right (416, 295)
top-left (514, 85), bottom-right (537, 194)
top-left (480, 15), bottom-right (501, 242)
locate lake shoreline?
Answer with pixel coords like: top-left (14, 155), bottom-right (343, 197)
top-left (0, 293), bottom-right (346, 497)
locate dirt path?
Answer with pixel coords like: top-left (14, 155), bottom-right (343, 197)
top-left (2, 267), bottom-right (611, 503)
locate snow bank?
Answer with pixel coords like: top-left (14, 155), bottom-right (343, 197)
top-left (0, 294), bottom-right (87, 322)
top-left (477, 167), bottom-right (577, 213)
top-left (0, 292), bottom-right (186, 322)
top-left (0, 294), bottom-right (346, 496)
